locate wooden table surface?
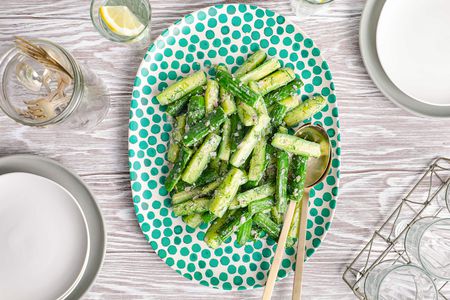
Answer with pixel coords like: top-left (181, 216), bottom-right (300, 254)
top-left (1, 0), bottom-right (450, 299)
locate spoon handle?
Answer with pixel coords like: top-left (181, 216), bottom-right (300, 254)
top-left (292, 189), bottom-right (310, 300)
top-left (262, 200), bottom-right (297, 300)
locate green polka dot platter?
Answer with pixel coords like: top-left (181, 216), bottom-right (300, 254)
top-left (129, 4), bottom-right (340, 291)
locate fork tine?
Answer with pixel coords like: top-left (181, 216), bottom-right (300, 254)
top-left (14, 36), bottom-right (73, 78)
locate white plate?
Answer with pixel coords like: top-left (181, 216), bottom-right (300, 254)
top-left (376, 0), bottom-right (450, 106)
top-left (0, 172), bottom-right (90, 300)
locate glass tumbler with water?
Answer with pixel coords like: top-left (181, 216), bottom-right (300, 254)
top-left (291, 0), bottom-right (334, 17)
top-left (90, 0), bottom-right (151, 49)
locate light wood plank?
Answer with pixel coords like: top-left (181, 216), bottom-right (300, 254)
top-left (1, 0), bottom-right (450, 299)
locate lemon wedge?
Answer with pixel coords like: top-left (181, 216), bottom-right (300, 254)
top-left (99, 6), bottom-right (145, 37)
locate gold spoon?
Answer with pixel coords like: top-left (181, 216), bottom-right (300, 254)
top-left (292, 124), bottom-right (331, 300)
top-left (262, 123), bottom-right (332, 300)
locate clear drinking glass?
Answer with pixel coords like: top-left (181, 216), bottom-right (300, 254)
top-left (364, 260), bottom-right (437, 300)
top-left (0, 39), bottom-right (110, 129)
top-left (405, 217), bottom-right (450, 280)
top-left (90, 0), bottom-right (151, 49)
top-left (445, 182), bottom-right (450, 213)
top-left (291, 0), bottom-right (334, 17)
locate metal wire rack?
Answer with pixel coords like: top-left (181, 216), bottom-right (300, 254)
top-left (342, 157), bottom-right (450, 299)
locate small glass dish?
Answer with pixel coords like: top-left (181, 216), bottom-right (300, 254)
top-left (0, 39), bottom-right (110, 130)
top-left (90, 0), bottom-right (152, 49)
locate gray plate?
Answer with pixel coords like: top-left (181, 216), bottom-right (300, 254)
top-left (0, 155), bottom-right (106, 300)
top-left (360, 0), bottom-right (450, 118)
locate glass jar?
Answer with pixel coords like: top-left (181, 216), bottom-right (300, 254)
top-left (0, 39), bottom-right (110, 130)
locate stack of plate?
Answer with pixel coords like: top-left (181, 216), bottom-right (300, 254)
top-left (0, 155), bottom-right (105, 300)
top-left (360, 0), bottom-right (450, 117)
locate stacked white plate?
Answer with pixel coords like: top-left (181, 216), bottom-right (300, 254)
top-left (360, 0), bottom-right (450, 117)
top-left (0, 173), bottom-right (89, 299)
top-left (0, 156), bottom-right (105, 300)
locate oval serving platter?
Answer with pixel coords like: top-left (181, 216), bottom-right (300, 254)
top-left (129, 3), bottom-right (340, 290)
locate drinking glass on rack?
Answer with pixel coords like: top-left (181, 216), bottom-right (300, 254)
top-left (0, 38), bottom-right (110, 129)
top-left (90, 0), bottom-right (151, 49)
top-left (405, 217), bottom-right (450, 280)
top-left (364, 260), bottom-right (438, 300)
top-left (291, 0), bottom-right (334, 17)
top-left (445, 182), bottom-right (450, 213)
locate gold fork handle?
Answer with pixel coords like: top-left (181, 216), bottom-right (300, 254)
top-left (262, 200), bottom-right (297, 300)
top-left (292, 189), bottom-right (310, 300)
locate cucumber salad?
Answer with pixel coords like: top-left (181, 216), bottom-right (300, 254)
top-left (156, 50), bottom-right (327, 249)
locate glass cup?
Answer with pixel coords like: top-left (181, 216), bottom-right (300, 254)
top-left (445, 182), bottom-right (450, 213)
top-left (0, 39), bottom-right (110, 130)
top-left (405, 217), bottom-right (450, 280)
top-left (291, 0), bottom-right (334, 18)
top-left (364, 260), bottom-right (437, 300)
top-left (303, 0), bottom-right (334, 3)
top-left (90, 0), bottom-right (151, 49)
